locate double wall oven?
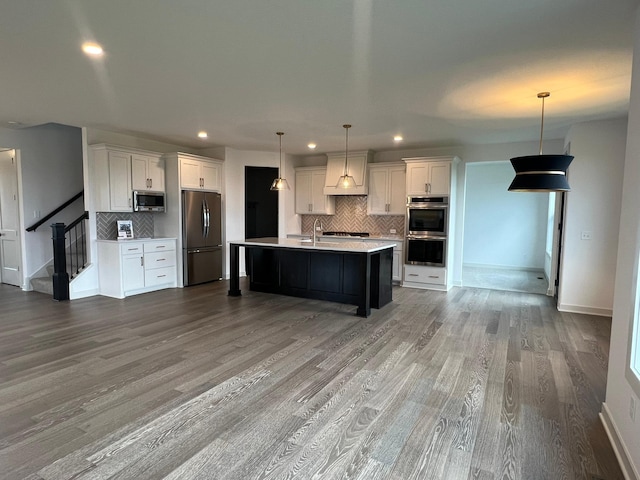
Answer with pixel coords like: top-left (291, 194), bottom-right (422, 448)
top-left (406, 196), bottom-right (448, 267)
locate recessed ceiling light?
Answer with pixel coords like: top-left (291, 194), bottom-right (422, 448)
top-left (197, 131), bottom-right (208, 139)
top-left (393, 135), bottom-right (403, 142)
top-left (308, 143), bottom-right (317, 149)
top-left (82, 42), bottom-right (104, 57)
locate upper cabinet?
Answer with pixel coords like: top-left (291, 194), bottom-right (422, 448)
top-left (323, 150), bottom-right (372, 195)
top-left (90, 144), bottom-right (164, 212)
top-left (295, 167), bottom-right (335, 215)
top-left (404, 156), bottom-right (459, 196)
top-left (179, 154), bottom-right (222, 192)
top-left (131, 154), bottom-right (165, 192)
top-left (367, 163), bottom-right (406, 215)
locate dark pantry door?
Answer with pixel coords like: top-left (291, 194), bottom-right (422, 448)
top-left (245, 166), bottom-right (278, 239)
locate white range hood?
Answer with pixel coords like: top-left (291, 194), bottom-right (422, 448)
top-left (323, 150), bottom-right (373, 195)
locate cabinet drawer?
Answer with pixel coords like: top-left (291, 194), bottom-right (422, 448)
top-left (144, 241), bottom-right (174, 253)
top-left (145, 266), bottom-right (176, 287)
top-left (404, 265), bottom-right (446, 285)
top-left (120, 243), bottom-right (143, 254)
top-left (145, 251), bottom-right (176, 269)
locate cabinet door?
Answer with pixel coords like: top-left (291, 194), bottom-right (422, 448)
top-left (406, 163), bottom-right (429, 195)
top-left (295, 171), bottom-right (312, 213)
top-left (388, 166), bottom-right (407, 214)
top-left (201, 162), bottom-right (221, 191)
top-left (428, 162), bottom-right (451, 196)
top-left (180, 158), bottom-right (202, 189)
top-left (122, 254), bottom-right (145, 291)
top-left (311, 170), bottom-right (333, 213)
top-left (392, 250), bottom-right (402, 282)
top-left (109, 151), bottom-right (132, 211)
top-left (324, 156), bottom-right (346, 190)
top-left (147, 157), bottom-right (165, 192)
top-left (131, 154), bottom-right (148, 191)
top-left (367, 168), bottom-right (389, 214)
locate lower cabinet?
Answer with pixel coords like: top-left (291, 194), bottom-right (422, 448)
top-left (98, 239), bottom-right (177, 298)
top-left (403, 264), bottom-right (447, 290)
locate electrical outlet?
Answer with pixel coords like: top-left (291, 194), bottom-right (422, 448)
top-left (390, 228), bottom-right (396, 234)
top-left (631, 396), bottom-right (636, 422)
top-left (581, 231), bottom-right (593, 240)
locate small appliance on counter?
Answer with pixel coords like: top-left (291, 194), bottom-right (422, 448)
top-left (182, 190), bottom-right (222, 285)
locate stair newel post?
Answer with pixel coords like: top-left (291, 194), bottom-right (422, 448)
top-left (51, 222), bottom-right (69, 301)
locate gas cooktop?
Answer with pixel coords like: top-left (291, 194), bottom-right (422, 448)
top-left (321, 231), bottom-right (370, 237)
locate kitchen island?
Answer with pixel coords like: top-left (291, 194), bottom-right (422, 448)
top-left (228, 237), bottom-right (393, 317)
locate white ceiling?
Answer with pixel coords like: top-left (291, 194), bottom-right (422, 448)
top-left (0, 0), bottom-right (637, 155)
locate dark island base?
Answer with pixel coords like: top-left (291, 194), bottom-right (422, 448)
top-left (228, 244), bottom-right (392, 317)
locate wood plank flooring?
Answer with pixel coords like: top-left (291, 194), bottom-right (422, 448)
top-left (0, 281), bottom-right (623, 479)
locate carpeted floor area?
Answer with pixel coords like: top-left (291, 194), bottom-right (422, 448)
top-left (462, 265), bottom-right (548, 295)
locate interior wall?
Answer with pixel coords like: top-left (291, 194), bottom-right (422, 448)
top-left (463, 161), bottom-right (548, 270)
top-left (606, 6), bottom-right (640, 475)
top-left (0, 123), bottom-right (83, 287)
top-left (223, 147), bottom-right (284, 277)
top-left (559, 117), bottom-right (627, 315)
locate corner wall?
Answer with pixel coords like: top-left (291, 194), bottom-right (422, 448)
top-left (559, 118), bottom-right (627, 315)
top-left (605, 6), bottom-right (640, 477)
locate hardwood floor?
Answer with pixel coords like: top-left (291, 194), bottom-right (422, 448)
top-left (0, 281), bottom-right (623, 479)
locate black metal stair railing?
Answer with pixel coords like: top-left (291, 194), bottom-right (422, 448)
top-left (51, 211), bottom-right (89, 301)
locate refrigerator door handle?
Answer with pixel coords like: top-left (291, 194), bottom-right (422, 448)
top-left (201, 199), bottom-right (207, 238)
top-left (204, 199), bottom-right (210, 238)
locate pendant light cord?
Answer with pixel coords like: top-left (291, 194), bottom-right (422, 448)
top-left (538, 92), bottom-right (549, 155)
top-left (343, 124), bottom-right (351, 176)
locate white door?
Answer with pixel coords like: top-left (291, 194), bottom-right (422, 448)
top-left (0, 150), bottom-right (22, 287)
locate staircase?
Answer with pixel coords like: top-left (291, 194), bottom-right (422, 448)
top-left (30, 239), bottom-right (86, 295)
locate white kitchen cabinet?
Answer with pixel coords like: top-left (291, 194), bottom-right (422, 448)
top-left (179, 154), bottom-right (222, 191)
top-left (295, 167), bottom-right (335, 214)
top-left (403, 264), bottom-right (447, 289)
top-left (392, 244), bottom-right (403, 283)
top-left (131, 154), bottom-right (165, 192)
top-left (323, 151), bottom-right (372, 195)
top-left (367, 163), bottom-right (406, 215)
top-left (97, 239), bottom-right (177, 298)
top-left (90, 144), bottom-right (164, 212)
top-left (404, 157), bottom-right (457, 196)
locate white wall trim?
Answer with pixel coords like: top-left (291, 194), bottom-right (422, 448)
top-left (600, 402), bottom-right (640, 480)
top-left (557, 303), bottom-right (613, 316)
top-left (462, 263), bottom-right (545, 272)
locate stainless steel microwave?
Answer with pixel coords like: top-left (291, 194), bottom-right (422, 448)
top-left (133, 191), bottom-right (165, 212)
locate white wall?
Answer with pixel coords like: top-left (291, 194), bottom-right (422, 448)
top-left (0, 123), bottom-right (83, 288)
top-left (463, 161), bottom-right (548, 269)
top-left (558, 118), bottom-right (627, 315)
top-left (222, 147), bottom-right (290, 277)
top-left (606, 7), bottom-right (640, 477)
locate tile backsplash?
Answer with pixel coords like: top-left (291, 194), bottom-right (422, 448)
top-left (96, 212), bottom-right (155, 239)
top-left (301, 196), bottom-right (404, 235)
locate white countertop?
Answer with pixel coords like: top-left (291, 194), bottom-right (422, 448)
top-left (230, 237), bottom-right (394, 253)
top-left (97, 237), bottom-right (177, 244)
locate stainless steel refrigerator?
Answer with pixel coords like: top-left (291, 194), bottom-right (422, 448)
top-left (182, 190), bottom-right (222, 285)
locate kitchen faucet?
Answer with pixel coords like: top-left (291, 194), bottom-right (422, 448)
top-left (313, 218), bottom-right (323, 244)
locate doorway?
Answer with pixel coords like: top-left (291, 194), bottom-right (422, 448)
top-left (461, 161), bottom-right (549, 294)
top-left (0, 149), bottom-right (22, 287)
top-left (245, 166), bottom-right (279, 239)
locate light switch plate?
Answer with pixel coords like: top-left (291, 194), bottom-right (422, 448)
top-left (581, 231), bottom-right (593, 240)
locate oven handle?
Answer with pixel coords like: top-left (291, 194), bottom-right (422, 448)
top-left (406, 234), bottom-right (447, 240)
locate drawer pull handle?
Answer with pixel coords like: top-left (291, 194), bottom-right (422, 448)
top-left (157, 258), bottom-right (166, 262)
top-left (157, 274), bottom-right (166, 278)
top-left (428, 275), bottom-right (439, 278)
top-left (156, 246), bottom-right (166, 249)
top-left (127, 248), bottom-right (138, 251)
top-left (408, 273), bottom-right (419, 277)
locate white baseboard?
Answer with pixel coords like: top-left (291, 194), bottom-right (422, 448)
top-left (462, 263), bottom-right (544, 272)
top-left (600, 402), bottom-right (640, 480)
top-left (557, 302), bottom-right (613, 317)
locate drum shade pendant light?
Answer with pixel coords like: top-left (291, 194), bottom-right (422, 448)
top-left (270, 131), bottom-right (290, 191)
top-left (337, 124), bottom-right (356, 188)
top-left (508, 92), bottom-right (573, 192)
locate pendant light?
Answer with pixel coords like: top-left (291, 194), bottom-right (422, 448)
top-left (508, 92), bottom-right (573, 192)
top-left (336, 124), bottom-right (356, 188)
top-left (270, 131), bottom-right (290, 191)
